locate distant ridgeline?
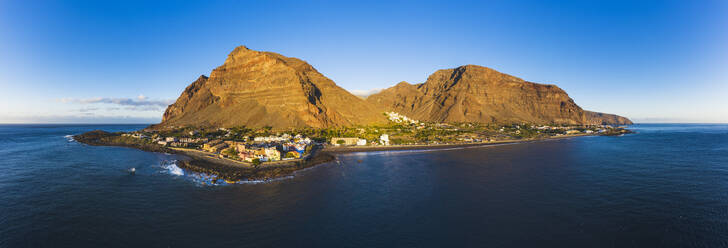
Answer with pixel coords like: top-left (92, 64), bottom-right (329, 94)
top-left (152, 46), bottom-right (631, 130)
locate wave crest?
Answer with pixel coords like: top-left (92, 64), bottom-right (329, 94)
top-left (160, 160), bottom-right (184, 176)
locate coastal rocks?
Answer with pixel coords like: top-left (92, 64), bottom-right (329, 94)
top-left (600, 128), bottom-right (635, 136)
top-left (73, 130), bottom-right (171, 153)
top-left (367, 65), bottom-right (633, 125)
top-left (73, 130), bottom-right (114, 144)
top-left (176, 151), bottom-right (335, 181)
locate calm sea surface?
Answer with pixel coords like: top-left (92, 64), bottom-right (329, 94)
top-left (0, 124), bottom-right (726, 247)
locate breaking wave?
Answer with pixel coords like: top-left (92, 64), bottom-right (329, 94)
top-left (158, 160), bottom-right (295, 186)
top-left (64, 135), bottom-right (75, 142)
top-left (160, 160), bottom-right (184, 176)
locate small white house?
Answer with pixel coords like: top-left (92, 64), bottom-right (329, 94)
top-left (380, 134), bottom-right (390, 146)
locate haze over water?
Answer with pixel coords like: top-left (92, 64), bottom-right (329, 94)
top-left (1, 124), bottom-right (726, 247)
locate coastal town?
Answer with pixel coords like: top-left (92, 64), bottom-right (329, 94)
top-left (122, 130), bottom-right (314, 165)
top-left (109, 112), bottom-right (631, 166)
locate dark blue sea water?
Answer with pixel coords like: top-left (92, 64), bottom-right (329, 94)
top-left (1, 124), bottom-right (726, 247)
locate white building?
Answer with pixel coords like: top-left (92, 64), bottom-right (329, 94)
top-left (254, 135), bottom-right (289, 143)
top-left (357, 139), bottom-right (367, 146)
top-left (386, 112), bottom-right (419, 124)
top-left (380, 134), bottom-right (390, 146)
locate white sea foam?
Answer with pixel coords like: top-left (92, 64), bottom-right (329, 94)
top-left (64, 135), bottom-right (75, 142)
top-left (157, 160), bottom-right (226, 186)
top-left (168, 165), bottom-right (184, 176)
top-left (160, 161), bottom-right (184, 176)
top-left (157, 159), bottom-right (297, 186)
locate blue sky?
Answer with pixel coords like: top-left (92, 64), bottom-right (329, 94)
top-left (1, 0), bottom-right (726, 123)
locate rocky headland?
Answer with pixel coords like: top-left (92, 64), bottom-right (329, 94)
top-left (73, 130), bottom-right (335, 181)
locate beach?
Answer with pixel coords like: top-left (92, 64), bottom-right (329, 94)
top-left (322, 133), bottom-right (594, 153)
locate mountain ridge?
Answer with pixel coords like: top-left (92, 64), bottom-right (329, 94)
top-left (366, 65), bottom-right (632, 125)
top-left (154, 46), bottom-right (385, 129)
top-left (154, 46), bottom-right (631, 129)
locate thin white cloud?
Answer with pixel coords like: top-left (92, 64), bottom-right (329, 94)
top-left (124, 105), bottom-right (166, 111)
top-left (77, 107), bottom-right (100, 113)
top-left (349, 88), bottom-right (383, 98)
top-left (60, 95), bottom-right (173, 110)
top-left (0, 114), bottom-right (160, 124)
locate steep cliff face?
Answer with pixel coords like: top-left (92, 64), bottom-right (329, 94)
top-left (156, 46), bottom-right (385, 129)
top-left (367, 65), bottom-right (632, 125)
top-left (365, 81), bottom-right (423, 112)
top-left (584, 111), bottom-right (633, 125)
top-left (161, 75), bottom-right (213, 123)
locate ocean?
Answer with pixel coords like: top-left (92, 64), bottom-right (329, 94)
top-left (0, 124), bottom-right (726, 247)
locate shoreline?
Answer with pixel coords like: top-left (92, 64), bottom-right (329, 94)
top-left (73, 130), bottom-right (614, 182)
top-left (174, 149), bottom-right (335, 182)
top-left (171, 145), bottom-right (335, 181)
top-left (323, 133), bottom-right (593, 154)
top-left (73, 130), bottom-right (337, 181)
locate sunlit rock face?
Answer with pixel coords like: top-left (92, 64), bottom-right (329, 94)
top-left (367, 65), bottom-right (632, 125)
top-left (157, 46), bottom-right (385, 129)
top-left (157, 46), bottom-right (630, 130)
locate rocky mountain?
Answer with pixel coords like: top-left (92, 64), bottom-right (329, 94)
top-left (584, 111), bottom-right (633, 125)
top-left (367, 65), bottom-right (632, 125)
top-left (155, 46), bottom-right (630, 129)
top-left (155, 46), bottom-right (385, 129)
